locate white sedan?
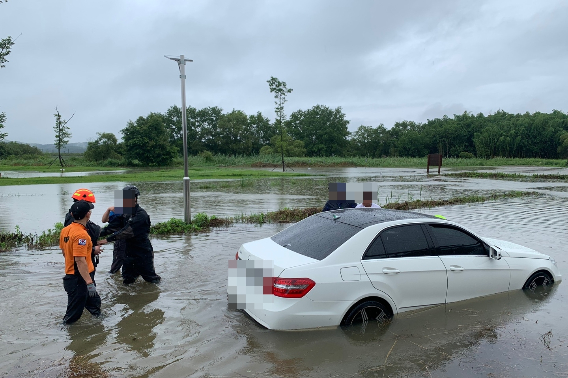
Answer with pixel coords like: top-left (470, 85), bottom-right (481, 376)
top-left (228, 208), bottom-right (562, 330)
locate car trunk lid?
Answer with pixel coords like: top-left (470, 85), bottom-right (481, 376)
top-left (239, 237), bottom-right (318, 277)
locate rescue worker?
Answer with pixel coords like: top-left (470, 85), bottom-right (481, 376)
top-left (64, 189), bottom-right (103, 275)
top-left (60, 200), bottom-right (101, 324)
top-left (99, 185), bottom-right (161, 285)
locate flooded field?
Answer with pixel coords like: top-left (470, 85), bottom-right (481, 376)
top-left (0, 167), bottom-right (567, 377)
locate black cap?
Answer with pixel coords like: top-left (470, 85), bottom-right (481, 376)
top-left (71, 200), bottom-right (94, 220)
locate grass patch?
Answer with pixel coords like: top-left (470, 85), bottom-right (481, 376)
top-left (0, 168), bottom-right (307, 186)
top-left (382, 191), bottom-right (538, 210)
top-left (446, 172), bottom-right (568, 181)
top-left (0, 223), bottom-right (64, 251)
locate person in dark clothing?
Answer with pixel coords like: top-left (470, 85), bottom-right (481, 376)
top-left (60, 200), bottom-right (101, 324)
top-left (99, 186), bottom-right (161, 285)
top-left (64, 189), bottom-right (102, 274)
top-left (101, 208), bottom-right (127, 274)
top-left (322, 182), bottom-right (357, 212)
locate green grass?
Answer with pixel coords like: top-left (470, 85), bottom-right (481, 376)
top-left (2, 154), bottom-right (567, 171)
top-left (382, 191), bottom-right (539, 210)
top-left (0, 168), bottom-right (307, 186)
top-left (446, 172), bottom-right (568, 181)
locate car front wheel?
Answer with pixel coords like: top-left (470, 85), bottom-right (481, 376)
top-left (341, 300), bottom-right (393, 326)
top-left (523, 271), bottom-right (553, 291)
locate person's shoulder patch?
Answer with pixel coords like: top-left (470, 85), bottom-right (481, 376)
top-left (78, 239), bottom-right (87, 246)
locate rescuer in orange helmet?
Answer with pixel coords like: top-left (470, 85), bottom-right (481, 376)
top-left (64, 189), bottom-right (104, 276)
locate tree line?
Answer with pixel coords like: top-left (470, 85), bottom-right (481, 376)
top-left (81, 107), bottom-right (568, 166)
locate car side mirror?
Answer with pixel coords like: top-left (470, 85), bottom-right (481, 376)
top-left (489, 247), bottom-right (502, 260)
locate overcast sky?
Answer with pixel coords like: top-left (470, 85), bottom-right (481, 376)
top-left (1, 0), bottom-right (567, 144)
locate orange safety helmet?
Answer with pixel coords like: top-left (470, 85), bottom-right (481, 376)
top-left (71, 188), bottom-right (96, 203)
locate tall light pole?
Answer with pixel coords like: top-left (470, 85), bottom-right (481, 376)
top-left (165, 54), bottom-right (193, 223)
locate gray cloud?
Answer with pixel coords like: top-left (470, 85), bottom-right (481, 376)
top-left (1, 0), bottom-right (567, 144)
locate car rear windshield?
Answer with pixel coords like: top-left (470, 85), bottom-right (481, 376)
top-left (271, 215), bottom-right (362, 260)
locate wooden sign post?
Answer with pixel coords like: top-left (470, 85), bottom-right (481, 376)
top-left (427, 153), bottom-right (442, 174)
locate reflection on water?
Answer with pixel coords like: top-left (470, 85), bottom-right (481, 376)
top-left (3, 167), bottom-right (568, 235)
top-left (0, 169), bottom-right (567, 377)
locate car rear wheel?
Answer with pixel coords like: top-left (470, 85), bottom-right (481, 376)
top-left (523, 271), bottom-right (553, 291)
top-left (341, 300), bottom-right (392, 326)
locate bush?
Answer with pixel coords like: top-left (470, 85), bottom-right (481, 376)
top-left (459, 152), bottom-right (475, 159)
top-left (199, 150), bottom-right (214, 162)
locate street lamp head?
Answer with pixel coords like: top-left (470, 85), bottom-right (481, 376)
top-left (164, 55), bottom-right (193, 63)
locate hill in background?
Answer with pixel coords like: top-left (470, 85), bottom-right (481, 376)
top-left (23, 142), bottom-right (88, 153)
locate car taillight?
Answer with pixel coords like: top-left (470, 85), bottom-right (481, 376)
top-left (272, 278), bottom-right (315, 298)
top-left (235, 251), bottom-right (239, 260)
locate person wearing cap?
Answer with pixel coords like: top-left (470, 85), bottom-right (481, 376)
top-left (64, 189), bottom-right (103, 276)
top-left (60, 200), bottom-right (102, 324)
top-left (99, 185), bottom-right (161, 285)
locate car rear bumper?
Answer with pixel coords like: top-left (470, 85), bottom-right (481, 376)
top-left (243, 296), bottom-right (349, 330)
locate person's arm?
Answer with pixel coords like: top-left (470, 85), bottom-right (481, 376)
top-left (74, 256), bottom-right (93, 284)
top-left (101, 206), bottom-right (114, 223)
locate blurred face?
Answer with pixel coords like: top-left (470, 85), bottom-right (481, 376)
top-left (123, 198), bottom-right (136, 208)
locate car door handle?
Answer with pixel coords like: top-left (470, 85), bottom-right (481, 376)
top-left (449, 265), bottom-right (464, 272)
top-left (382, 268), bottom-right (400, 274)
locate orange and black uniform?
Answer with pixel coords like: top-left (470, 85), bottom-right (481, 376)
top-left (60, 222), bottom-right (101, 324)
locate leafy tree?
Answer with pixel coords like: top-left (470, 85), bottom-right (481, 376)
top-left (84, 132), bottom-right (122, 162)
top-left (248, 111), bottom-right (273, 154)
top-left (287, 105), bottom-right (349, 156)
top-left (121, 113), bottom-right (177, 166)
top-left (558, 132), bottom-right (568, 161)
top-left (259, 130), bottom-right (306, 157)
top-left (217, 109), bottom-right (253, 155)
top-left (0, 141), bottom-right (43, 158)
top-left (349, 125), bottom-right (389, 157)
top-left (267, 77), bottom-right (293, 171)
top-left (0, 112), bottom-right (6, 143)
top-left (196, 106), bottom-right (223, 154)
top-left (0, 36), bottom-right (14, 69)
top-left (163, 105), bottom-right (199, 156)
top-left (53, 108), bottom-right (73, 167)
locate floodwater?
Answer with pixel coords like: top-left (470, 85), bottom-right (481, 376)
top-left (0, 167), bottom-right (567, 377)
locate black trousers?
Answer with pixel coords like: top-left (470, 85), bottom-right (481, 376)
top-left (122, 246), bottom-right (161, 284)
top-left (63, 272), bottom-right (101, 324)
top-left (109, 239), bottom-right (127, 274)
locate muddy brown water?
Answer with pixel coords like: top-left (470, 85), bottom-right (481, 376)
top-left (1, 168), bottom-right (568, 377)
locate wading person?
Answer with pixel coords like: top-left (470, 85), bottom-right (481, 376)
top-left (99, 185), bottom-right (161, 285)
top-left (60, 200), bottom-right (101, 324)
top-left (64, 189), bottom-right (103, 275)
top-left (102, 207), bottom-right (127, 274)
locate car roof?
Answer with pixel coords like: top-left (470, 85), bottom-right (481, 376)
top-left (318, 208), bottom-right (437, 228)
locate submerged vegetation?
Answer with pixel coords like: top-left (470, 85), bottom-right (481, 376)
top-left (0, 223), bottom-right (63, 252)
top-left (1, 191), bottom-right (540, 251)
top-left (446, 172), bottom-right (568, 181)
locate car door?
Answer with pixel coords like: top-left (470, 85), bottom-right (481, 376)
top-left (361, 224), bottom-right (447, 310)
top-left (426, 224), bottom-right (510, 303)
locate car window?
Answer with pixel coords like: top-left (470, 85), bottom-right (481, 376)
top-left (427, 224), bottom-right (486, 256)
top-left (363, 236), bottom-right (386, 259)
top-left (374, 224), bottom-right (431, 258)
top-left (271, 215), bottom-right (362, 260)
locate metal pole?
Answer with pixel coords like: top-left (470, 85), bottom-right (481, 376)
top-left (179, 55), bottom-right (191, 223)
top-left (166, 54), bottom-right (193, 223)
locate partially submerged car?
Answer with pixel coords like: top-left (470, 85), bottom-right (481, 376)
top-left (229, 208), bottom-right (562, 330)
